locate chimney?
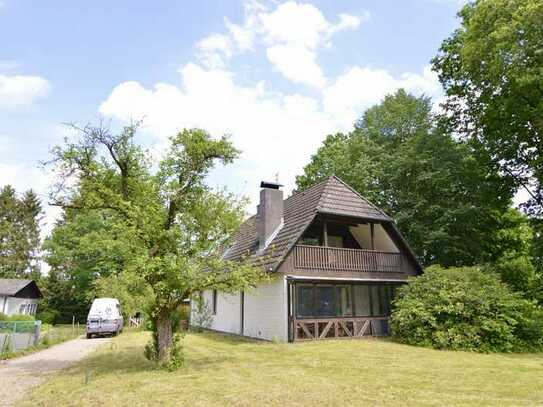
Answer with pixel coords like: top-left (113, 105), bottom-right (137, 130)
top-left (256, 181), bottom-right (284, 250)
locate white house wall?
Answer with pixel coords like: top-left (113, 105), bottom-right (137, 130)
top-left (191, 276), bottom-right (288, 342)
top-left (244, 276), bottom-right (287, 342)
top-left (213, 292), bottom-right (242, 334)
top-left (1, 297), bottom-right (39, 316)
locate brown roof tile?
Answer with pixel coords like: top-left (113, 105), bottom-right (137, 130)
top-left (223, 175), bottom-right (417, 272)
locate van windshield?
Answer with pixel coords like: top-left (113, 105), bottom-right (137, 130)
top-left (88, 301), bottom-right (118, 319)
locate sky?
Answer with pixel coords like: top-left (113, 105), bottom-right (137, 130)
top-left (0, 0), bottom-right (466, 241)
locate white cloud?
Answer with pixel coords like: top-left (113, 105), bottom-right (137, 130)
top-left (257, 2), bottom-right (364, 88)
top-left (99, 1), bottom-right (442, 207)
top-left (0, 74), bottom-right (50, 108)
top-left (99, 61), bottom-right (441, 204)
top-left (323, 65), bottom-right (442, 128)
top-left (266, 44), bottom-right (326, 88)
top-left (195, 1), bottom-right (366, 88)
top-left (196, 33), bottom-right (234, 68)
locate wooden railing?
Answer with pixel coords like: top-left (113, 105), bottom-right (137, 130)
top-left (292, 244), bottom-right (409, 273)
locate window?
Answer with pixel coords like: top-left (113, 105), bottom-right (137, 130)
top-left (296, 285), bottom-right (314, 318)
top-left (212, 289), bottom-right (217, 315)
top-left (353, 285), bottom-right (371, 316)
top-left (337, 285), bottom-right (353, 316)
top-left (295, 282), bottom-right (402, 319)
top-left (371, 285), bottom-right (383, 316)
top-left (315, 285), bottom-right (335, 317)
top-left (19, 304), bottom-right (27, 314)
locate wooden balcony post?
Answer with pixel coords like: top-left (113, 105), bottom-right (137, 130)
top-left (370, 223), bottom-right (375, 251)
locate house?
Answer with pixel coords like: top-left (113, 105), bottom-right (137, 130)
top-left (0, 279), bottom-right (43, 317)
top-left (191, 176), bottom-right (422, 342)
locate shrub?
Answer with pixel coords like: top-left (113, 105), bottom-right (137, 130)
top-left (36, 309), bottom-right (58, 324)
top-left (0, 313), bottom-right (7, 321)
top-left (7, 314), bottom-right (35, 321)
top-left (391, 265), bottom-right (543, 352)
top-left (489, 255), bottom-right (536, 294)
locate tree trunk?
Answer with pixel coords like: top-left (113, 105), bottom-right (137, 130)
top-left (156, 314), bottom-right (173, 362)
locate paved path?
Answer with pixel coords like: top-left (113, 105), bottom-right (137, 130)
top-left (0, 337), bottom-right (110, 406)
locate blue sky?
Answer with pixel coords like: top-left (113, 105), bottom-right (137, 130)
top-left (0, 0), bottom-right (464, 237)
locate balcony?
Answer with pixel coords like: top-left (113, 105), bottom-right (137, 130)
top-left (292, 244), bottom-right (410, 273)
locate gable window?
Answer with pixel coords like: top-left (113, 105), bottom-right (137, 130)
top-left (212, 289), bottom-right (217, 315)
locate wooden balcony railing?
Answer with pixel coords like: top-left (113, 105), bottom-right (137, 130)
top-left (292, 244), bottom-right (409, 273)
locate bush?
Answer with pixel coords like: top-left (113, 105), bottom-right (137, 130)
top-left (36, 309), bottom-right (58, 324)
top-left (391, 265), bottom-right (543, 352)
top-left (489, 255), bottom-right (536, 294)
top-left (6, 314), bottom-right (35, 321)
top-left (0, 313), bottom-right (7, 321)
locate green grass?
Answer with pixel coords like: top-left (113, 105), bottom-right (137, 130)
top-left (23, 331), bottom-right (543, 406)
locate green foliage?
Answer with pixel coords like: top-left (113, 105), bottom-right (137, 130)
top-left (0, 185), bottom-right (42, 278)
top-left (296, 90), bottom-right (516, 267)
top-left (391, 266), bottom-right (543, 352)
top-left (41, 208), bottom-right (146, 323)
top-left (0, 313), bottom-right (6, 321)
top-left (92, 269), bottom-right (152, 319)
top-left (5, 313), bottom-right (35, 321)
top-left (432, 0), bottom-right (543, 215)
top-left (45, 123), bottom-right (268, 369)
top-left (490, 256), bottom-right (537, 294)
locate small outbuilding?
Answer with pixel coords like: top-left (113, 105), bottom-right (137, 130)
top-left (0, 279), bottom-right (43, 316)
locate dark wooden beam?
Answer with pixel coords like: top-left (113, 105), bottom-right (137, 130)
top-left (370, 223), bottom-right (375, 251)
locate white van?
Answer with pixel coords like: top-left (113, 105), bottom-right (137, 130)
top-left (86, 298), bottom-right (123, 339)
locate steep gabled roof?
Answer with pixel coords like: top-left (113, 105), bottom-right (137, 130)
top-left (0, 279), bottom-right (43, 298)
top-left (223, 175), bottom-right (419, 272)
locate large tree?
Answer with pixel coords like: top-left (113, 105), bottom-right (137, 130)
top-left (0, 185), bottom-right (42, 279)
top-left (296, 90), bottom-right (518, 267)
top-left (432, 0), bottom-right (543, 215)
top-left (41, 209), bottom-right (143, 323)
top-left (46, 123), bottom-right (266, 368)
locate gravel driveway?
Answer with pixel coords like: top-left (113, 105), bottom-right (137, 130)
top-left (0, 337), bottom-right (110, 406)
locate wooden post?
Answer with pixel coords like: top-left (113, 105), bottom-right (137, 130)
top-left (72, 315), bottom-right (75, 337)
top-left (323, 220), bottom-right (328, 247)
top-left (370, 223), bottom-right (375, 251)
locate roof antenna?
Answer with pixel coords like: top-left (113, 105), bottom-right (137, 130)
top-left (274, 172), bottom-right (279, 184)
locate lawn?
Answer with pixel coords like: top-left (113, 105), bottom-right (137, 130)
top-left (23, 331), bottom-right (543, 407)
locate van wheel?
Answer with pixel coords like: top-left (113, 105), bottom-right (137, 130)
top-left (86, 333), bottom-right (92, 339)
